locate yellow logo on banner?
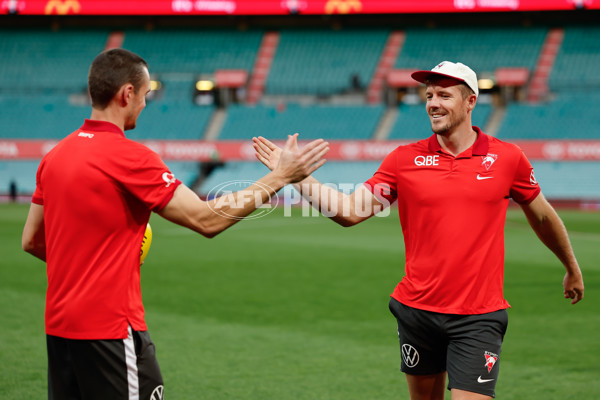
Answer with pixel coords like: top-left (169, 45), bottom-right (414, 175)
top-left (325, 0), bottom-right (362, 14)
top-left (45, 0), bottom-right (81, 15)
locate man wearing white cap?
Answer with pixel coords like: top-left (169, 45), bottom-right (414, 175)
top-left (253, 61), bottom-right (584, 400)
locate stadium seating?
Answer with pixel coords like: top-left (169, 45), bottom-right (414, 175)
top-left (0, 94), bottom-right (90, 138)
top-left (396, 27), bottom-right (547, 73)
top-left (122, 29), bottom-right (263, 74)
top-left (388, 103), bottom-right (492, 139)
top-left (165, 161), bottom-right (200, 187)
top-left (496, 93), bottom-right (599, 139)
top-left (219, 104), bottom-right (385, 140)
top-left (135, 79), bottom-right (214, 139)
top-left (1, 25), bottom-right (599, 203)
top-left (388, 104), bottom-right (429, 139)
top-left (549, 26), bottom-right (600, 92)
top-left (531, 161), bottom-right (600, 199)
top-left (0, 83), bottom-right (211, 140)
top-left (0, 29), bottom-right (108, 91)
top-left (266, 29), bottom-right (389, 95)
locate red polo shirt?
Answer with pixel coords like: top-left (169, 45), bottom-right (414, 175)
top-left (365, 128), bottom-right (540, 314)
top-left (32, 120), bottom-right (181, 339)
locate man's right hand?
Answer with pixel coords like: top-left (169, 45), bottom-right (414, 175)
top-left (255, 134), bottom-right (328, 184)
top-left (253, 135), bottom-right (284, 171)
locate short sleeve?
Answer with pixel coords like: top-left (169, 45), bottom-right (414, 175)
top-left (509, 151), bottom-right (541, 205)
top-left (118, 146), bottom-right (182, 212)
top-left (364, 150), bottom-right (398, 204)
top-left (31, 158), bottom-right (45, 205)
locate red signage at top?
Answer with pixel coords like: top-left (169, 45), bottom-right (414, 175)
top-left (2, 0), bottom-right (598, 15)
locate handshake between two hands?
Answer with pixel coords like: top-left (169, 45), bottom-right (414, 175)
top-left (252, 134), bottom-right (329, 184)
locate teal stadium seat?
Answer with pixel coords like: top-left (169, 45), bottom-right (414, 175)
top-left (119, 29), bottom-right (262, 138)
top-left (531, 162), bottom-right (600, 200)
top-left (165, 161), bottom-right (200, 187)
top-left (396, 27), bottom-right (547, 73)
top-left (266, 29), bottom-right (389, 95)
top-left (0, 29), bottom-right (108, 91)
top-left (550, 27), bottom-right (600, 91)
top-left (497, 93), bottom-right (600, 139)
top-left (219, 104), bottom-right (385, 140)
top-left (122, 29), bottom-right (263, 74)
top-left (0, 94), bottom-right (89, 138)
top-left (388, 105), bottom-right (429, 139)
top-left (389, 103), bottom-right (492, 139)
top-left (135, 80), bottom-right (213, 139)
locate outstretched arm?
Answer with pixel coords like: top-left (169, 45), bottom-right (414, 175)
top-left (159, 135), bottom-right (329, 237)
top-left (520, 193), bottom-right (584, 304)
top-left (253, 135), bottom-right (387, 227)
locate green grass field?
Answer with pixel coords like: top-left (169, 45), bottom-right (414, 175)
top-left (1, 202), bottom-right (598, 399)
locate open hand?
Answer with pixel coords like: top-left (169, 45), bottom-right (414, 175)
top-left (253, 135), bottom-right (286, 171)
top-left (253, 134), bottom-right (328, 184)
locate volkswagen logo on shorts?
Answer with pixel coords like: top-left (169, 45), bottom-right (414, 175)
top-left (401, 344), bottom-right (420, 368)
top-left (206, 180), bottom-right (279, 220)
top-left (150, 385), bottom-right (164, 400)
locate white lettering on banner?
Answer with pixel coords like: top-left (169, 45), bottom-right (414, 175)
top-left (568, 143), bottom-right (600, 159)
top-left (340, 142), bottom-right (361, 160)
top-left (414, 155), bottom-right (439, 166)
top-left (6, 140), bottom-right (600, 161)
top-left (454, 0), bottom-right (475, 9)
top-left (364, 142), bottom-right (406, 159)
top-left (0, 141), bottom-right (18, 157)
top-left (164, 143), bottom-right (217, 159)
top-left (478, 0), bottom-right (520, 9)
top-left (144, 141), bottom-right (164, 156)
top-left (282, 0), bottom-right (308, 13)
top-left (542, 142), bottom-right (566, 160)
top-left (240, 143), bottom-right (257, 160)
top-left (172, 0), bottom-right (193, 12)
top-left (194, 0), bottom-right (236, 13)
top-left (172, 0), bottom-right (236, 14)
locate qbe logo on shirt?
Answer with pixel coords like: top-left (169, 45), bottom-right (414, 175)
top-left (414, 155), bottom-right (439, 166)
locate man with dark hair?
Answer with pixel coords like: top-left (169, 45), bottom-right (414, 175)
top-left (88, 48), bottom-right (149, 111)
top-left (22, 48), bottom-right (329, 400)
top-left (253, 61), bottom-right (584, 400)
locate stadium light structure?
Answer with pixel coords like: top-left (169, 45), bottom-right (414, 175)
top-left (150, 80), bottom-right (162, 91)
top-left (478, 78), bottom-right (495, 90)
top-left (194, 77), bottom-right (216, 106)
top-left (146, 76), bottom-right (163, 101)
top-left (196, 80), bottom-right (214, 91)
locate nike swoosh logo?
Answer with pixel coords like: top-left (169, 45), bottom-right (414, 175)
top-left (476, 174), bottom-right (494, 180)
top-left (477, 376), bottom-right (495, 383)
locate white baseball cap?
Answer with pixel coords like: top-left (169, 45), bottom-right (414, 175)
top-left (411, 61), bottom-right (479, 97)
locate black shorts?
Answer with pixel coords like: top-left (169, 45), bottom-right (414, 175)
top-left (389, 298), bottom-right (508, 398)
top-left (47, 326), bottom-right (164, 400)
